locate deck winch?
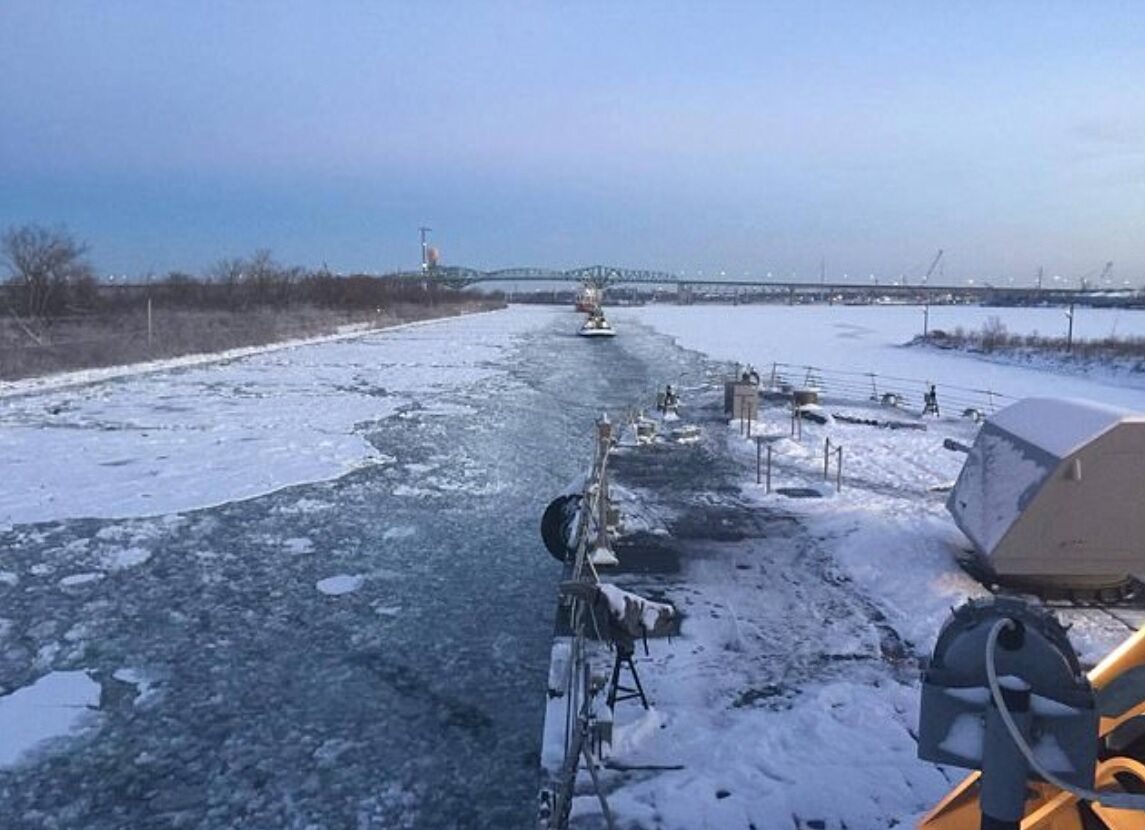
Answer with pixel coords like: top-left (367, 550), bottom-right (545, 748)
top-left (919, 597), bottom-right (1098, 827)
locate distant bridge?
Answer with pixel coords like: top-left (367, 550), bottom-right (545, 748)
top-left (388, 264), bottom-right (679, 289)
top-left (386, 264), bottom-right (1140, 306)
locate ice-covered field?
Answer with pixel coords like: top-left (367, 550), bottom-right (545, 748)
top-left (5, 301), bottom-right (1145, 829)
top-left (0, 314), bottom-right (518, 526)
top-left (626, 303), bottom-right (1145, 407)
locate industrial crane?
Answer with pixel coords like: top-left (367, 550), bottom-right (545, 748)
top-left (1079, 260), bottom-right (1112, 291)
top-left (920, 249), bottom-right (944, 339)
top-left (905, 249), bottom-right (944, 288)
top-left (923, 249), bottom-right (944, 285)
top-left (1097, 260), bottom-right (1113, 288)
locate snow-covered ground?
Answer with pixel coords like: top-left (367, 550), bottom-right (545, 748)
top-left (626, 304), bottom-right (1145, 406)
top-left (0, 312), bottom-right (521, 526)
top-left (556, 303), bottom-right (1145, 829)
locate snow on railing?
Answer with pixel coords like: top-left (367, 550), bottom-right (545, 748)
top-left (542, 417), bottom-right (617, 830)
top-left (765, 362), bottom-right (1012, 417)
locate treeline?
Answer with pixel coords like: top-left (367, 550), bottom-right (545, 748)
top-left (0, 224), bottom-right (483, 323)
top-left (1, 224), bottom-right (503, 379)
top-left (927, 316), bottom-right (1145, 359)
top-left (71, 265), bottom-right (471, 314)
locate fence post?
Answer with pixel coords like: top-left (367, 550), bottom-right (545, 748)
top-left (766, 443), bottom-right (772, 494)
top-left (835, 446), bottom-right (843, 492)
top-left (824, 437), bottom-right (831, 480)
top-left (756, 436), bottom-right (762, 485)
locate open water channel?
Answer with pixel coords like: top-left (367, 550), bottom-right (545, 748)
top-left (0, 308), bottom-right (708, 829)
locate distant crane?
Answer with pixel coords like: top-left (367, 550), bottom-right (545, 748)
top-left (1078, 260), bottom-right (1112, 291)
top-left (1097, 260), bottom-right (1113, 288)
top-left (904, 249), bottom-right (943, 288)
top-left (921, 249), bottom-right (944, 339)
top-left (922, 249), bottom-right (944, 285)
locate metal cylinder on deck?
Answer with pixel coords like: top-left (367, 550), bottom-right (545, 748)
top-left (793, 388), bottom-right (820, 407)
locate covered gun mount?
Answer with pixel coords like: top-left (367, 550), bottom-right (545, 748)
top-left (947, 397), bottom-right (1145, 593)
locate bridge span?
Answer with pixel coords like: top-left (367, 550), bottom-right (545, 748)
top-left (386, 264), bottom-right (1138, 306)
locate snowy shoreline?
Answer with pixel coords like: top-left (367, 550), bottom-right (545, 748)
top-left (0, 307), bottom-right (505, 400)
top-left (0, 306), bottom-right (531, 527)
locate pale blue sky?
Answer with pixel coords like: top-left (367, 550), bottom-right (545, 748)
top-left (2, 2), bottom-right (1143, 283)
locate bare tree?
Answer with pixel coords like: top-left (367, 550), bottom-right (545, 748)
top-left (208, 250), bottom-right (295, 307)
top-left (209, 256), bottom-right (247, 308)
top-left (246, 248), bottom-right (290, 306)
top-left (1, 224), bottom-right (94, 321)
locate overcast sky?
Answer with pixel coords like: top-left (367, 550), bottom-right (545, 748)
top-left (2, 2), bottom-right (1143, 284)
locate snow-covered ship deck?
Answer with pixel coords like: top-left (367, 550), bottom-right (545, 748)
top-left (541, 382), bottom-right (1145, 829)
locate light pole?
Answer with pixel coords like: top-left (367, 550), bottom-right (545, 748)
top-left (146, 272), bottom-right (153, 349)
top-left (419, 226), bottom-right (432, 272)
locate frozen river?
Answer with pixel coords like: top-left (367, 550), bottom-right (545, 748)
top-left (0, 307), bottom-right (704, 829)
